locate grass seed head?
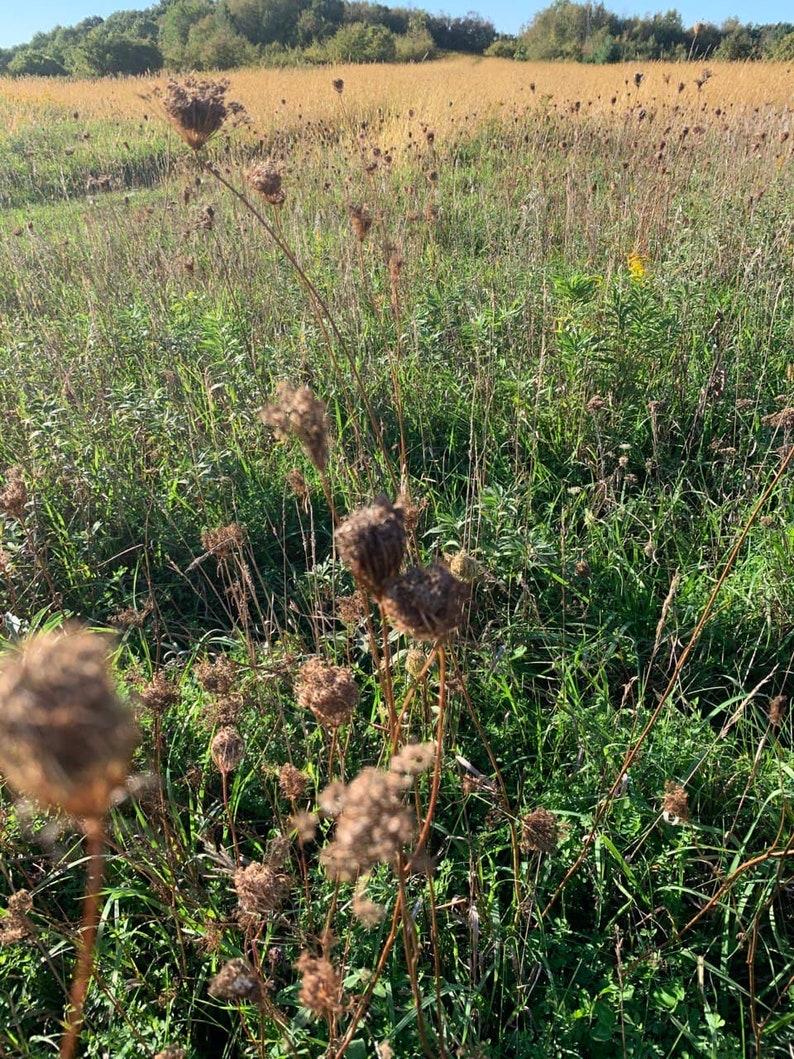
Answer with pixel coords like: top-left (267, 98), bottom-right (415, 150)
top-left (382, 563), bottom-right (468, 642)
top-left (296, 658), bottom-right (359, 729)
top-left (335, 495), bottom-right (406, 598)
top-left (0, 628), bottom-right (138, 819)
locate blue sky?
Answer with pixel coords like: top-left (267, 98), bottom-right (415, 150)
top-left (1, 0), bottom-right (792, 49)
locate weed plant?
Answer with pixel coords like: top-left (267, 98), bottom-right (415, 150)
top-left (0, 59), bottom-right (793, 1058)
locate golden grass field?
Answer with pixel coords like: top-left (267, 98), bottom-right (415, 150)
top-left (2, 55), bottom-right (793, 141)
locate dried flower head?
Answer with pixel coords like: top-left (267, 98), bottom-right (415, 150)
top-left (154, 1047), bottom-right (186, 1059)
top-left (320, 767), bottom-right (413, 881)
top-left (447, 550), bottom-right (485, 584)
top-left (762, 407), bottom-right (794, 432)
top-left (208, 957), bottom-right (262, 1002)
top-left (296, 658), bottom-right (359, 729)
top-left (0, 629), bottom-right (138, 819)
top-left (587, 394), bottom-right (607, 414)
top-left (197, 655), bottom-right (237, 697)
top-left (336, 592), bottom-right (365, 626)
top-left (661, 782), bottom-right (690, 825)
top-left (390, 741), bottom-right (436, 778)
top-left (200, 523), bottom-right (246, 559)
top-left (0, 889), bottom-right (34, 945)
top-left (381, 563), bottom-right (468, 642)
top-left (404, 648), bottom-right (428, 681)
top-left (768, 694), bottom-right (786, 727)
top-left (210, 726), bottom-right (245, 773)
top-left (234, 860), bottom-right (292, 915)
top-left (139, 672), bottom-right (180, 716)
top-left (318, 780), bottom-right (347, 816)
top-left (335, 495), bottom-right (406, 598)
top-left (520, 808), bottom-right (560, 854)
top-left (349, 203), bottom-right (373, 242)
top-left (290, 810), bottom-right (319, 842)
top-left (279, 762), bottom-right (308, 800)
top-left (295, 952), bottom-right (342, 1015)
top-left (332, 78), bottom-right (344, 94)
top-left (0, 466), bottom-right (27, 521)
top-left (160, 76), bottom-right (240, 150)
top-left (261, 382), bottom-right (328, 473)
top-left (352, 890), bottom-right (386, 928)
top-left (246, 162), bottom-right (285, 206)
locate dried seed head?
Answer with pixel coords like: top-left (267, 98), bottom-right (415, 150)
top-left (335, 495), bottom-right (406, 598)
top-left (352, 891), bottom-right (386, 928)
top-left (587, 394), bottom-right (607, 414)
top-left (0, 629), bottom-right (138, 819)
top-left (201, 523), bottom-right (245, 559)
top-left (245, 162), bottom-right (285, 206)
top-left (234, 860), bottom-right (292, 915)
top-left (279, 762), bottom-right (308, 800)
top-left (296, 658), bottom-right (359, 729)
top-left (0, 467), bottom-right (27, 521)
top-left (318, 780), bottom-right (347, 816)
top-left (208, 957), bottom-right (262, 1002)
top-left (332, 78), bottom-right (344, 94)
top-left (139, 672), bottom-right (180, 716)
top-left (349, 203), bottom-right (373, 241)
top-left (447, 550), bottom-right (485, 584)
top-left (295, 952), bottom-right (342, 1014)
top-left (336, 592), bottom-right (365, 626)
top-left (0, 889), bottom-right (34, 945)
top-left (261, 382), bottom-right (328, 473)
top-left (320, 767), bottom-right (413, 881)
top-left (154, 1048), bottom-right (185, 1059)
top-left (290, 810), bottom-right (319, 842)
top-left (390, 741), bottom-right (436, 778)
top-left (661, 782), bottom-right (690, 825)
top-left (520, 808), bottom-right (560, 854)
top-left (762, 407), bottom-right (794, 432)
top-left (210, 726), bottom-right (245, 773)
top-left (160, 76), bottom-right (240, 150)
top-left (768, 694), bottom-right (786, 727)
top-left (381, 563), bottom-right (468, 642)
top-left (404, 648), bottom-right (428, 681)
top-left (197, 655), bottom-right (237, 697)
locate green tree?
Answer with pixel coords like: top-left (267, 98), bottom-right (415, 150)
top-left (158, 0), bottom-right (215, 65)
top-left (7, 49), bottom-right (69, 76)
top-left (768, 28), bottom-right (794, 58)
top-left (325, 20), bottom-right (396, 61)
top-left (221, 0), bottom-right (300, 47)
top-left (183, 12), bottom-right (259, 67)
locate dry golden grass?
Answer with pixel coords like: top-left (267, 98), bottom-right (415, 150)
top-left (2, 56), bottom-right (792, 142)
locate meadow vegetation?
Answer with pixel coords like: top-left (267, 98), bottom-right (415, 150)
top-left (0, 56), bottom-right (794, 1058)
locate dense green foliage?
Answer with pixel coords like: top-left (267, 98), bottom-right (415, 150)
top-left (1, 69), bottom-right (794, 1058)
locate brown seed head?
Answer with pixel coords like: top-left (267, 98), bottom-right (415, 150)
top-left (296, 658), bottom-right (359, 728)
top-left (208, 957), bottom-right (262, 1002)
top-left (0, 467), bottom-right (27, 521)
top-left (234, 860), bottom-right (292, 915)
top-left (662, 781), bottom-right (690, 824)
top-left (197, 655), bottom-right (237, 697)
top-left (261, 382), bottom-right (328, 473)
top-left (0, 889), bottom-right (34, 945)
top-left (160, 76), bottom-right (238, 150)
top-left (0, 629), bottom-right (138, 819)
top-left (279, 762), bottom-right (308, 800)
top-left (210, 726), bottom-right (245, 773)
top-left (201, 523), bottom-right (245, 559)
top-left (335, 495), bottom-right (406, 598)
top-left (154, 1047), bottom-right (186, 1059)
top-left (381, 563), bottom-right (468, 642)
top-left (245, 162), bottom-right (285, 206)
top-left (447, 550), bottom-right (484, 584)
top-left (352, 891), bottom-right (386, 928)
top-left (139, 672), bottom-right (180, 716)
top-left (520, 808), bottom-right (560, 854)
top-left (390, 741), bottom-right (436, 777)
top-left (349, 203), bottom-right (373, 241)
top-left (762, 407), bottom-right (794, 432)
top-left (768, 694), bottom-right (786, 727)
top-left (295, 952), bottom-right (342, 1014)
top-left (320, 767), bottom-right (413, 881)
top-left (290, 810), bottom-right (319, 842)
top-left (332, 78), bottom-right (344, 94)
top-left (404, 648), bottom-right (428, 681)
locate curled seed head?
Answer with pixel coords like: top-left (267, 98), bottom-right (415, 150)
top-left (234, 860), bottom-right (292, 915)
top-left (295, 952), bottom-right (342, 1014)
top-left (381, 563), bottom-right (468, 642)
top-left (332, 78), bottom-right (344, 94)
top-left (0, 628), bottom-right (138, 819)
top-left (520, 808), bottom-right (560, 854)
top-left (0, 467), bottom-right (27, 521)
top-left (210, 726), bottom-right (245, 773)
top-left (160, 76), bottom-right (241, 150)
top-left (404, 648), bottom-right (428, 681)
top-left (208, 957), bottom-right (262, 1002)
top-left (661, 782), bottom-right (690, 825)
top-left (246, 162), bottom-right (285, 206)
top-left (260, 382), bottom-right (328, 473)
top-left (296, 658), bottom-right (359, 729)
top-left (447, 550), bottom-right (485, 584)
top-left (349, 203), bottom-right (373, 241)
top-left (335, 495), bottom-right (406, 598)
top-left (278, 762), bottom-right (308, 800)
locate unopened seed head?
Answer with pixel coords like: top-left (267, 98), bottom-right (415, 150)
top-left (210, 726), bottom-right (245, 773)
top-left (381, 563), bottom-right (468, 642)
top-left (0, 628), bottom-right (138, 819)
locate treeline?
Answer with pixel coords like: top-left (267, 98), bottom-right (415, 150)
top-left (499, 2), bottom-right (794, 63)
top-left (1, 0), bottom-right (793, 77)
top-left (0, 1), bottom-right (495, 76)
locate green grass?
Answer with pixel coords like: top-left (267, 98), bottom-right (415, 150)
top-left (1, 79), bottom-right (794, 1058)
